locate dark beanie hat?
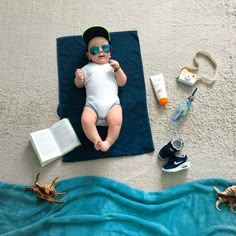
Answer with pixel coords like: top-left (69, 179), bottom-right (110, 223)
top-left (83, 26), bottom-right (110, 47)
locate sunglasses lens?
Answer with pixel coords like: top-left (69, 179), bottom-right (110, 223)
top-left (102, 44), bottom-right (111, 53)
top-left (89, 45), bottom-right (111, 55)
top-left (90, 46), bottom-right (99, 55)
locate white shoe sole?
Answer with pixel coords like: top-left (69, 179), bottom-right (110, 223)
top-left (162, 161), bottom-right (191, 173)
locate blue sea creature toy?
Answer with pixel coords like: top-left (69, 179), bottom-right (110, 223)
top-left (171, 88), bottom-right (198, 123)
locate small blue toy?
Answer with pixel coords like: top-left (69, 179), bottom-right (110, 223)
top-left (171, 88), bottom-right (198, 123)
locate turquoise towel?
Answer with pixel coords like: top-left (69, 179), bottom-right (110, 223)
top-left (1, 176), bottom-right (236, 235)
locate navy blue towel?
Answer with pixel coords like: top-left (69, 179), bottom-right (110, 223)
top-left (56, 31), bottom-right (154, 162)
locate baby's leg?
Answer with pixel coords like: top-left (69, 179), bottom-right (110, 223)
top-left (81, 107), bottom-right (102, 150)
top-left (100, 105), bottom-right (122, 152)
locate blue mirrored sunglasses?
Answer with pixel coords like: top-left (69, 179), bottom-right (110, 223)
top-left (89, 44), bottom-right (112, 55)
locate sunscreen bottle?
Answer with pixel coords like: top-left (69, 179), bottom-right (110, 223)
top-left (150, 74), bottom-right (169, 106)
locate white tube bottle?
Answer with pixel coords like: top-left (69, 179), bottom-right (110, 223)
top-left (150, 73), bottom-right (169, 106)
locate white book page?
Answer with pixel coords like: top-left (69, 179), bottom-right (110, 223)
top-left (30, 129), bottom-right (61, 162)
top-left (50, 118), bottom-right (80, 154)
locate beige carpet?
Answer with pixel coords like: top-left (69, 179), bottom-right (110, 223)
top-left (0, 0), bottom-right (235, 191)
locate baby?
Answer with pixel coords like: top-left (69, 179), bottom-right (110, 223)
top-left (74, 26), bottom-right (127, 152)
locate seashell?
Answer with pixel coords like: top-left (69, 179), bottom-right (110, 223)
top-left (25, 173), bottom-right (65, 204)
top-left (214, 185), bottom-right (236, 213)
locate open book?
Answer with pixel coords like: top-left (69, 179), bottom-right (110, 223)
top-left (29, 118), bottom-right (81, 166)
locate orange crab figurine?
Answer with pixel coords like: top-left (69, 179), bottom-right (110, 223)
top-left (25, 173), bottom-right (65, 204)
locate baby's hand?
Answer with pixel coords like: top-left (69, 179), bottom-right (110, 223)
top-left (75, 69), bottom-right (85, 84)
top-left (109, 59), bottom-right (120, 71)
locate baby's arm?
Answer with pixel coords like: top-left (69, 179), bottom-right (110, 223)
top-left (74, 69), bottom-right (85, 88)
top-left (109, 59), bottom-right (127, 87)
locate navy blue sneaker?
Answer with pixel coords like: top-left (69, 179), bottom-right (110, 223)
top-left (162, 154), bottom-right (190, 172)
top-left (158, 138), bottom-right (184, 160)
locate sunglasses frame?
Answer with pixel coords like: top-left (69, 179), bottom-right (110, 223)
top-left (89, 44), bottom-right (112, 56)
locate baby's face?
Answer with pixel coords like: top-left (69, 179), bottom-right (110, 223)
top-left (87, 37), bottom-right (111, 64)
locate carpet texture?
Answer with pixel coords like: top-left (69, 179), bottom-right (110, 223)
top-left (56, 31), bottom-right (154, 162)
top-left (1, 176), bottom-right (236, 236)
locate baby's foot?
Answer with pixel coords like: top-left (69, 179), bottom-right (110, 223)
top-left (100, 140), bottom-right (112, 152)
top-left (94, 140), bottom-right (102, 151)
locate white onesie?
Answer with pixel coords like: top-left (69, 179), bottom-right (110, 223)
top-left (81, 62), bottom-right (120, 126)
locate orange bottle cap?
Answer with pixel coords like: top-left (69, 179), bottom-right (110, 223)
top-left (158, 97), bottom-right (169, 106)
